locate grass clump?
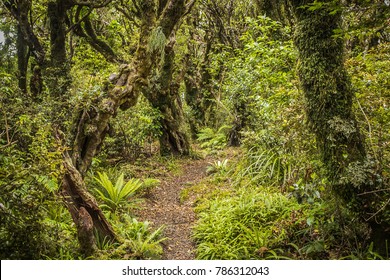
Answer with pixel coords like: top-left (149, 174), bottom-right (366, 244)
top-left (193, 186), bottom-right (307, 259)
top-left (192, 179), bottom-right (375, 260)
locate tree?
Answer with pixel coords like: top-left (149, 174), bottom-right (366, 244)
top-left (183, 0), bottom-right (256, 139)
top-left (2, 0), bottom-right (45, 95)
top-left (288, 0), bottom-right (389, 251)
top-left (60, 0), bottom-right (194, 254)
top-left (2, 0), bottom-right (195, 255)
top-left (138, 0), bottom-right (196, 155)
top-left (145, 35), bottom-right (191, 155)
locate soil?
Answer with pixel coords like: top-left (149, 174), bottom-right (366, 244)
top-left (135, 157), bottom-right (209, 260)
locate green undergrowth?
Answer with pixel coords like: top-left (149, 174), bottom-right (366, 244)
top-left (86, 152), bottom-right (205, 259)
top-left (95, 214), bottom-right (166, 260)
top-left (188, 150), bottom-right (382, 260)
top-left (82, 155), bottom-right (176, 259)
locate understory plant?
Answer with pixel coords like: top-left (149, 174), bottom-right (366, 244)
top-left (193, 181), bottom-right (374, 260)
top-left (94, 171), bottom-right (142, 213)
top-left (0, 89), bottom-right (79, 259)
top-left (206, 159), bottom-right (229, 175)
top-left (197, 125), bottom-right (231, 151)
top-left (106, 216), bottom-right (165, 260)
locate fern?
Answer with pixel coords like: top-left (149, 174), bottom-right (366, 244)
top-left (197, 125), bottom-right (231, 150)
top-left (206, 159), bottom-right (229, 175)
top-left (94, 172), bottom-right (142, 212)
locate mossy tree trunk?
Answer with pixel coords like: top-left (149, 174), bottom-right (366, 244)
top-left (47, 0), bottom-right (71, 99)
top-left (289, 0), bottom-right (389, 251)
top-left (60, 1), bottom-right (158, 255)
top-left (3, 0), bottom-right (46, 66)
top-left (183, 12), bottom-right (215, 137)
top-left (16, 25), bottom-right (29, 94)
top-left (6, 0), bottom-right (38, 94)
top-left (140, 0), bottom-right (195, 155)
top-left (145, 37), bottom-right (190, 156)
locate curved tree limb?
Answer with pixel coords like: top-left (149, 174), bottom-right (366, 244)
top-left (69, 6), bottom-right (124, 63)
top-left (83, 16), bottom-right (125, 63)
top-left (2, 0), bottom-right (45, 64)
top-left (70, 0), bottom-right (113, 8)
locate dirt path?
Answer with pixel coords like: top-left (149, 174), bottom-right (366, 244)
top-left (135, 157), bottom-right (208, 260)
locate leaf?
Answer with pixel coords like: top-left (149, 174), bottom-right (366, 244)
top-left (306, 217), bottom-right (314, 226)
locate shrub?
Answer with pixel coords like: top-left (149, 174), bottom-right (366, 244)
top-left (197, 125), bottom-right (231, 151)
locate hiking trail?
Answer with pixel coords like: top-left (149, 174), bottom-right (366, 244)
top-left (135, 157), bottom-right (209, 260)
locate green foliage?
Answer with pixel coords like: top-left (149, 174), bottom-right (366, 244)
top-left (148, 26), bottom-right (167, 63)
top-left (289, 176), bottom-right (325, 204)
top-left (125, 220), bottom-right (165, 260)
top-left (347, 42), bottom-right (390, 225)
top-left (0, 142), bottom-right (77, 259)
top-left (193, 178), bottom-right (374, 260)
top-left (197, 125), bottom-right (231, 151)
top-left (206, 159), bottom-right (229, 175)
top-left (234, 148), bottom-right (294, 188)
top-left (141, 178), bottom-right (161, 192)
top-left (94, 172), bottom-right (142, 213)
top-left (212, 16), bottom-right (297, 134)
top-left (0, 81), bottom-right (78, 259)
top-left (193, 186), bottom-right (306, 259)
top-left (110, 216), bottom-right (165, 260)
top-left (103, 96), bottom-right (162, 161)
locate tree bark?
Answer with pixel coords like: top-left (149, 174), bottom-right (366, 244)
top-left (47, 0), bottom-right (71, 99)
top-left (48, 0), bottom-right (67, 66)
top-left (77, 207), bottom-right (97, 257)
top-left (145, 37), bottom-right (190, 155)
top-left (59, 1), bottom-right (158, 252)
top-left (71, 7), bottom-right (123, 64)
top-left (16, 25), bottom-right (29, 93)
top-left (289, 0), bottom-right (389, 253)
top-left (61, 152), bottom-right (116, 251)
top-left (2, 0), bottom-right (46, 65)
top-left (5, 0), bottom-right (39, 94)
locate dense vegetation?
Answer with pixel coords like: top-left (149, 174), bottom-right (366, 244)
top-left (1, 0), bottom-right (389, 259)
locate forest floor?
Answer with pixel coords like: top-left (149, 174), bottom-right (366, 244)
top-left (134, 154), bottom-right (210, 260)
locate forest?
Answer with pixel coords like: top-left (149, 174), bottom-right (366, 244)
top-left (0, 0), bottom-right (389, 260)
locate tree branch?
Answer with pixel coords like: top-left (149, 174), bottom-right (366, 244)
top-left (2, 0), bottom-right (46, 64)
top-left (70, 0), bottom-right (113, 8)
top-left (158, 0), bottom-right (187, 38)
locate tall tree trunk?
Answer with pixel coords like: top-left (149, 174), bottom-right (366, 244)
top-left (184, 14), bottom-right (215, 137)
top-left (2, 0), bottom-right (46, 65)
top-left (16, 25), bottom-right (29, 93)
top-left (145, 37), bottom-right (190, 155)
top-left (289, 0), bottom-right (389, 252)
top-left (9, 0), bottom-right (33, 94)
top-left (4, 0), bottom-right (45, 97)
top-left (47, 0), bottom-right (71, 98)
